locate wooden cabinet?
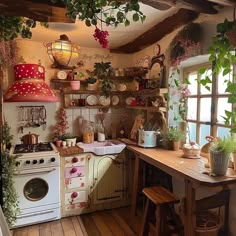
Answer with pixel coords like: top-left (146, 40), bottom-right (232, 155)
top-left (61, 151), bottom-right (131, 217)
top-left (61, 153), bottom-right (90, 217)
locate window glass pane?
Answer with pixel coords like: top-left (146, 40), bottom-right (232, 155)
top-left (187, 98), bottom-right (197, 120)
top-left (217, 127), bottom-right (231, 139)
top-left (188, 122), bottom-right (196, 143)
top-left (200, 98), bottom-right (211, 122)
top-left (218, 67), bottom-right (232, 94)
top-left (199, 124), bottom-right (211, 146)
top-left (217, 97), bottom-right (232, 124)
top-left (187, 72), bottom-right (198, 95)
top-left (200, 69), bottom-right (212, 95)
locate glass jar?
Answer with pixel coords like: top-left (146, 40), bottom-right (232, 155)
top-left (82, 121), bottom-right (94, 143)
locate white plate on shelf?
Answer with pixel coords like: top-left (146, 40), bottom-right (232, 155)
top-left (111, 95), bottom-right (120, 106)
top-left (99, 96), bottom-right (111, 106)
top-left (125, 97), bottom-right (136, 105)
top-left (86, 95), bottom-right (98, 106)
top-left (57, 70), bottom-right (67, 80)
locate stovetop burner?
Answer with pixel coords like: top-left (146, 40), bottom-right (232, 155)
top-left (13, 142), bottom-right (53, 154)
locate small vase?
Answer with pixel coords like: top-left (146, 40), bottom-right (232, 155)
top-left (173, 141), bottom-right (180, 151)
top-left (56, 140), bottom-right (62, 147)
top-left (210, 149), bottom-right (230, 176)
top-left (70, 81), bottom-right (80, 90)
top-left (87, 83), bottom-right (96, 91)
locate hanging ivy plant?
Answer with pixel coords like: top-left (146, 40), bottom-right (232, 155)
top-left (2, 151), bottom-right (20, 227)
top-left (93, 61), bottom-right (114, 97)
top-left (1, 122), bottom-right (19, 227)
top-left (51, 0), bottom-right (145, 48)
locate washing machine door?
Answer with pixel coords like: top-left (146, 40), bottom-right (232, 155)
top-left (24, 178), bottom-right (48, 201)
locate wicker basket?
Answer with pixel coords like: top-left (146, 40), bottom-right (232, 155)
top-left (195, 210), bottom-right (222, 236)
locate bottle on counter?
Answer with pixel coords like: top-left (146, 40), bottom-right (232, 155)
top-left (82, 120), bottom-right (94, 143)
top-left (97, 123), bottom-right (105, 142)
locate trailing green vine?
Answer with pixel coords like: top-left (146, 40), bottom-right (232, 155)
top-left (51, 0), bottom-right (145, 48)
top-left (2, 151), bottom-right (20, 227)
top-left (1, 122), bottom-right (19, 227)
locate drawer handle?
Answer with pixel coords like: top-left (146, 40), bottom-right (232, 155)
top-left (70, 167), bottom-right (77, 173)
top-left (71, 192), bottom-right (78, 199)
top-left (72, 157), bottom-right (78, 163)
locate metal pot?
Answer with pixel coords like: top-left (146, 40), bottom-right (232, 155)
top-left (21, 132), bottom-right (39, 145)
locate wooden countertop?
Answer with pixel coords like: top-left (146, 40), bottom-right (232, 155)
top-left (127, 145), bottom-right (236, 187)
top-left (57, 146), bottom-right (83, 156)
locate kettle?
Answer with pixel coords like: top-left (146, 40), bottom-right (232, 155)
top-left (21, 132), bottom-right (39, 145)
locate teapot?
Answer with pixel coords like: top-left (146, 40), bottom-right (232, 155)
top-left (21, 132), bottom-right (39, 145)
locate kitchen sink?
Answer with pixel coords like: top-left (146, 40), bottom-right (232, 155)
top-left (77, 140), bottom-right (126, 155)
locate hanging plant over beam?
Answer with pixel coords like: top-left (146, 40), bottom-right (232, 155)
top-left (51, 0), bottom-right (146, 48)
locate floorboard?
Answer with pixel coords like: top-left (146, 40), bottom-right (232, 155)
top-left (13, 207), bottom-right (140, 236)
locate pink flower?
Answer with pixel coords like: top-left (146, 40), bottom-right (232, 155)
top-left (190, 141), bottom-right (195, 146)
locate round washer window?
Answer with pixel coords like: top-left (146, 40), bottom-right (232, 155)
top-left (24, 178), bottom-right (49, 201)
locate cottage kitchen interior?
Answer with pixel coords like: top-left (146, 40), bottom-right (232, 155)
top-left (1, 0), bottom-right (236, 236)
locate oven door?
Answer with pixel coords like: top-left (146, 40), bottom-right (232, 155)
top-left (13, 166), bottom-right (60, 210)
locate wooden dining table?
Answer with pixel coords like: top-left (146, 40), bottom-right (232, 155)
top-left (127, 145), bottom-right (236, 236)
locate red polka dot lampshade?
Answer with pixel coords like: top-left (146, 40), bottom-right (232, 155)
top-left (4, 64), bottom-right (58, 102)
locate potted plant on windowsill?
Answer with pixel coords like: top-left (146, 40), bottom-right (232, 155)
top-left (161, 126), bottom-right (186, 150)
top-left (209, 136), bottom-right (236, 176)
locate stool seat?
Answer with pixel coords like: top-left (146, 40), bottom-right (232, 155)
top-left (140, 186), bottom-right (182, 236)
top-left (143, 186), bottom-right (180, 205)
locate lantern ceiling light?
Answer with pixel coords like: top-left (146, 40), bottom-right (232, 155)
top-left (45, 34), bottom-right (80, 69)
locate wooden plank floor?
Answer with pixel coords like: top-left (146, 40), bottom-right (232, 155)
top-left (13, 207), bottom-right (142, 236)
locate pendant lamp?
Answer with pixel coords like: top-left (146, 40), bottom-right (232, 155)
top-left (45, 34), bottom-right (80, 69)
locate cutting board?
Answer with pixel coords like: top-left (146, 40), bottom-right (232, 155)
top-left (130, 114), bottom-right (145, 140)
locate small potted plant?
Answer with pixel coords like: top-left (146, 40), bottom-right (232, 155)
top-left (161, 126), bottom-right (186, 150)
top-left (93, 62), bottom-right (114, 97)
top-left (64, 134), bottom-right (77, 147)
top-left (209, 136), bottom-right (236, 176)
top-left (85, 77), bottom-right (97, 91)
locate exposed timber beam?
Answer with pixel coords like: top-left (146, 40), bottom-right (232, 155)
top-left (110, 9), bottom-right (199, 54)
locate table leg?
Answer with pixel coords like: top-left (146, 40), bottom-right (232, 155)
top-left (131, 154), bottom-right (140, 216)
top-left (184, 179), bottom-right (196, 236)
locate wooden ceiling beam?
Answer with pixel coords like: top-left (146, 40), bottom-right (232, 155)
top-left (140, 0), bottom-right (218, 14)
top-left (207, 0), bottom-right (236, 6)
top-left (110, 9), bottom-right (199, 54)
top-left (0, 0), bottom-right (73, 23)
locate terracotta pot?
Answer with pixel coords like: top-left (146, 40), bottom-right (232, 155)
top-left (173, 141), bottom-right (180, 151)
top-left (56, 140), bottom-right (62, 147)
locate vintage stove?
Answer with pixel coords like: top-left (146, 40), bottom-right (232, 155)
top-left (10, 142), bottom-right (61, 228)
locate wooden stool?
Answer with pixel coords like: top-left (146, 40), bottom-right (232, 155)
top-left (140, 186), bottom-right (182, 236)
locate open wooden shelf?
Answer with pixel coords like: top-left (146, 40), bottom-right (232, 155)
top-left (62, 88), bottom-right (168, 96)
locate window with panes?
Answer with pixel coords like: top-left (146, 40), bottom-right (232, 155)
top-left (183, 63), bottom-right (232, 146)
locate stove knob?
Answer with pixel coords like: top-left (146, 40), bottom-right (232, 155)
top-left (15, 161), bottom-right (20, 167)
top-left (33, 160), bottom-right (37, 164)
top-left (39, 159), bottom-right (44, 164)
top-left (51, 157), bottom-right (56, 162)
top-left (72, 157), bottom-right (78, 163)
top-left (25, 160), bottom-right (30, 165)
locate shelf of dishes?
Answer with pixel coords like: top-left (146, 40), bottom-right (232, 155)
top-left (63, 94), bottom-right (167, 112)
top-left (63, 105), bottom-right (167, 112)
top-left (62, 88), bottom-right (168, 96)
